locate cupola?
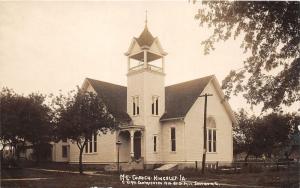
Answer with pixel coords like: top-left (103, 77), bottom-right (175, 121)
top-left (125, 19), bottom-right (167, 74)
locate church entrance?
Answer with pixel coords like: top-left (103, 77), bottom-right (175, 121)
top-left (133, 131), bottom-right (142, 159)
top-left (117, 126), bottom-right (144, 162)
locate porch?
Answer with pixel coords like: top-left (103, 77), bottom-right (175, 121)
top-left (117, 125), bottom-right (144, 163)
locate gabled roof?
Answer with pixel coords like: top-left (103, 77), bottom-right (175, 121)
top-left (160, 75), bottom-right (213, 121)
top-left (135, 25), bottom-right (155, 47)
top-left (84, 75), bottom-right (236, 125)
top-left (85, 78), bottom-right (131, 123)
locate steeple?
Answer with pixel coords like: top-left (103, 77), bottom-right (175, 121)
top-left (125, 17), bottom-right (167, 74)
top-left (145, 10), bottom-right (147, 26)
top-left (136, 25), bottom-right (155, 47)
top-left (135, 11), bottom-right (155, 47)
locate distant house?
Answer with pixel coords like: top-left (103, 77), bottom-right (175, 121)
top-left (52, 23), bottom-right (236, 169)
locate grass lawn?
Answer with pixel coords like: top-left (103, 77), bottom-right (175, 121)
top-left (1, 166), bottom-right (299, 188)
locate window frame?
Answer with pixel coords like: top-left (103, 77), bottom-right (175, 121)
top-left (132, 96), bottom-right (139, 116)
top-left (153, 135), bottom-right (157, 153)
top-left (94, 132), bottom-right (97, 152)
top-left (62, 145), bottom-right (68, 158)
top-left (152, 96), bottom-right (159, 116)
top-left (170, 127), bottom-right (176, 152)
top-left (84, 133), bottom-right (98, 154)
top-left (207, 128), bottom-right (217, 153)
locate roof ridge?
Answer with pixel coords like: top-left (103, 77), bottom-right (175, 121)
top-left (166, 75), bottom-right (214, 88)
top-left (86, 78), bottom-right (127, 88)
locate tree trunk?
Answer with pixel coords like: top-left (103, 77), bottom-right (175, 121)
top-left (79, 147), bottom-right (84, 174)
top-left (34, 144), bottom-right (40, 165)
top-left (244, 152), bottom-right (250, 166)
top-left (77, 139), bottom-right (87, 174)
top-left (244, 152), bottom-right (249, 162)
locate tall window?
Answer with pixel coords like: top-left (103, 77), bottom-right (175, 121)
top-left (152, 96), bottom-right (159, 115)
top-left (207, 117), bottom-right (217, 153)
top-left (89, 134), bottom-right (93, 153)
top-left (153, 135), bottom-right (157, 152)
top-left (171, 127), bottom-right (176, 152)
top-left (132, 96), bottom-right (139, 116)
top-left (85, 132), bottom-right (97, 153)
top-left (62, 146), bottom-right (68, 158)
top-left (93, 132), bottom-right (97, 152)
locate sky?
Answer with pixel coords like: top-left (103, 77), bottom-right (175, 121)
top-left (0, 1), bottom-right (296, 114)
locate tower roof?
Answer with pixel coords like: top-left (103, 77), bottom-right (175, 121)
top-left (135, 25), bottom-right (155, 47)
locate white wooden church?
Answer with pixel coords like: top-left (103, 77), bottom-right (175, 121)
top-left (52, 22), bottom-right (236, 170)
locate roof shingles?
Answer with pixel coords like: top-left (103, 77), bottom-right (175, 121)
top-left (160, 75), bottom-right (213, 121)
top-left (86, 78), bottom-right (131, 123)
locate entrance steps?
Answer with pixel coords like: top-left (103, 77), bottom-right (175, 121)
top-left (104, 158), bottom-right (144, 172)
top-left (155, 163), bottom-right (178, 171)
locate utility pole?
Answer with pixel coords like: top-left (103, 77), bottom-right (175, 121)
top-left (199, 93), bottom-right (213, 174)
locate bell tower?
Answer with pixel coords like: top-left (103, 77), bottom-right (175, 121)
top-left (125, 23), bottom-right (167, 75)
top-left (125, 19), bottom-right (167, 163)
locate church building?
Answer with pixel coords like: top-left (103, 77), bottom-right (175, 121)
top-left (52, 22), bottom-right (236, 170)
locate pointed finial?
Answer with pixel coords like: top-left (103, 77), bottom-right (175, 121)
top-left (145, 10), bottom-right (148, 26)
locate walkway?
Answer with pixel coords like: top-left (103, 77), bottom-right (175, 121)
top-left (27, 167), bottom-right (111, 176)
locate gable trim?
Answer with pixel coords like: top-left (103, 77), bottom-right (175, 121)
top-left (160, 117), bottom-right (184, 122)
top-left (210, 76), bottom-right (237, 125)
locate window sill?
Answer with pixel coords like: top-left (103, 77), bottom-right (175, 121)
top-left (84, 152), bottom-right (98, 155)
top-left (207, 152), bottom-right (217, 154)
top-left (153, 152), bottom-right (158, 154)
top-left (170, 151), bottom-right (176, 154)
top-left (152, 115), bottom-right (159, 117)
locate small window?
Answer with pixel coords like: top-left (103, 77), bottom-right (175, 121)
top-left (152, 102), bottom-right (154, 115)
top-left (132, 96), bottom-right (139, 116)
top-left (152, 96), bottom-right (159, 115)
top-left (153, 136), bottom-right (157, 152)
top-left (62, 146), bottom-right (68, 158)
top-left (171, 127), bottom-right (176, 151)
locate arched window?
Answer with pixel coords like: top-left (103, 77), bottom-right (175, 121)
top-left (207, 117), bottom-right (216, 153)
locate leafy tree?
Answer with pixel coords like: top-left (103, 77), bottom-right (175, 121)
top-left (233, 109), bottom-right (262, 162)
top-left (195, 1), bottom-right (300, 111)
top-left (287, 123), bottom-right (300, 160)
top-left (54, 89), bottom-right (117, 174)
top-left (234, 109), bottom-right (299, 161)
top-left (0, 88), bottom-right (53, 163)
top-left (260, 113), bottom-right (297, 158)
top-left (23, 93), bottom-right (53, 163)
top-left (0, 88), bottom-right (25, 152)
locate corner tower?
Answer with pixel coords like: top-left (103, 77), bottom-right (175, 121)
top-left (125, 22), bottom-right (167, 163)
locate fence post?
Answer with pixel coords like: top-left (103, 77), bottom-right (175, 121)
top-left (276, 161), bottom-right (279, 171)
top-left (195, 161), bottom-right (198, 171)
top-left (216, 161), bottom-right (218, 172)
